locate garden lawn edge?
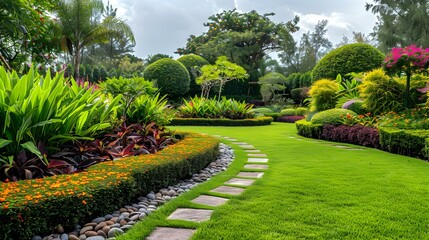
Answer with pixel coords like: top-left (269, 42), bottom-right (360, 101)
top-left (0, 132), bottom-right (219, 240)
top-left (169, 117), bottom-right (273, 126)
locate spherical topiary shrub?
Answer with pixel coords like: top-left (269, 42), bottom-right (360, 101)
top-left (311, 108), bottom-right (357, 125)
top-left (144, 58), bottom-right (190, 99)
top-left (313, 43), bottom-right (385, 80)
top-left (280, 108), bottom-right (296, 116)
top-left (177, 54), bottom-right (209, 97)
top-left (309, 79), bottom-right (339, 111)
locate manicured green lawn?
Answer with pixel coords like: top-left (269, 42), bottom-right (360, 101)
top-left (119, 123), bottom-right (429, 239)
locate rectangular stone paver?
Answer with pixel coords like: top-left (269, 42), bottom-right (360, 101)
top-left (146, 227), bottom-right (195, 240)
top-left (247, 153), bottom-right (267, 157)
top-left (210, 186), bottom-right (245, 195)
top-left (238, 172), bottom-right (264, 178)
top-left (167, 208), bottom-right (213, 223)
top-left (225, 178), bottom-right (255, 186)
top-left (244, 149), bottom-right (261, 153)
top-left (191, 195), bottom-right (229, 207)
top-left (248, 158), bottom-right (269, 163)
top-left (240, 145), bottom-right (255, 149)
top-left (244, 164), bottom-right (269, 170)
top-left (234, 142), bottom-right (248, 145)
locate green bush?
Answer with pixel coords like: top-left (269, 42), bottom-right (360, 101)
top-left (313, 43), bottom-right (384, 80)
top-left (99, 66), bottom-right (107, 81)
top-left (177, 54), bottom-right (209, 97)
top-left (178, 97), bottom-right (254, 119)
top-left (0, 67), bottom-right (121, 170)
top-left (305, 110), bottom-right (320, 121)
top-left (169, 117), bottom-right (273, 126)
top-left (143, 58), bottom-right (190, 99)
top-left (295, 119), bottom-right (324, 139)
top-left (127, 93), bottom-right (175, 126)
top-left (265, 112), bottom-right (282, 121)
top-left (290, 87), bottom-right (309, 104)
top-left (280, 108), bottom-right (296, 116)
top-left (92, 66), bottom-right (100, 82)
top-left (311, 109), bottom-right (357, 125)
top-left (379, 127), bottom-right (429, 159)
top-left (249, 107), bottom-right (274, 115)
top-left (309, 79), bottom-right (339, 111)
top-left (347, 100), bottom-right (367, 115)
top-left (0, 133), bottom-right (219, 240)
top-left (295, 107), bottom-right (309, 116)
top-left (359, 69), bottom-right (404, 115)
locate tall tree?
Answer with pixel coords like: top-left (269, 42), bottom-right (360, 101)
top-left (366, 0), bottom-right (429, 51)
top-left (279, 20), bottom-right (332, 74)
top-left (0, 0), bottom-right (61, 70)
top-left (56, 0), bottom-right (135, 78)
top-left (177, 9), bottom-right (299, 86)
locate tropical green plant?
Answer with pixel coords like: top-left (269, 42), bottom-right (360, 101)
top-left (143, 58), bottom-right (190, 99)
top-left (359, 69), bottom-right (404, 115)
top-left (309, 79), bottom-right (339, 111)
top-left (177, 54), bottom-right (210, 97)
top-left (178, 97), bottom-right (253, 119)
top-left (258, 72), bottom-right (288, 104)
top-left (196, 56), bottom-right (248, 99)
top-left (127, 93), bottom-right (174, 126)
top-left (0, 67), bottom-right (121, 181)
top-left (312, 43), bottom-right (384, 80)
top-left (335, 73), bottom-right (362, 107)
top-left (99, 76), bottom-right (157, 119)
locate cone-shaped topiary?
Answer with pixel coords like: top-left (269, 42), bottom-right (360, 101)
top-left (177, 54), bottom-right (209, 97)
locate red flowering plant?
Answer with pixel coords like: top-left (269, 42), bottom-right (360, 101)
top-left (384, 45), bottom-right (429, 108)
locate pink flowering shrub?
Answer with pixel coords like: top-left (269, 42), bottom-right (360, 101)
top-left (384, 45), bottom-right (429, 108)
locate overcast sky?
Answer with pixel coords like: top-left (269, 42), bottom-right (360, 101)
top-left (104, 0), bottom-right (377, 59)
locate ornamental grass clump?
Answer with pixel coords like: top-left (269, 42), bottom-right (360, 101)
top-left (178, 97), bottom-right (253, 119)
top-left (309, 79), bottom-right (339, 111)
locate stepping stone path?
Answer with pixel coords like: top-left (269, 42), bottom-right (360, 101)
top-left (146, 227), bottom-right (195, 240)
top-left (244, 164), bottom-right (269, 170)
top-left (148, 135), bottom-right (269, 240)
top-left (238, 172), bottom-right (264, 178)
top-left (248, 158), bottom-right (269, 163)
top-left (192, 195), bottom-right (229, 207)
top-left (167, 208), bottom-right (213, 223)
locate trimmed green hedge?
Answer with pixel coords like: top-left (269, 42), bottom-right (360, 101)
top-left (295, 119), bottom-right (324, 139)
top-left (0, 133), bottom-right (219, 240)
top-left (379, 127), bottom-right (429, 159)
top-left (169, 117), bottom-right (273, 126)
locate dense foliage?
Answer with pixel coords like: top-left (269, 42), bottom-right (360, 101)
top-left (178, 97), bottom-right (254, 119)
top-left (143, 58), bottom-right (190, 99)
top-left (309, 79), bottom-right (339, 111)
top-left (311, 109), bottom-right (357, 125)
top-left (177, 54), bottom-right (209, 97)
top-left (312, 43), bottom-right (384, 81)
top-left (258, 72), bottom-right (288, 104)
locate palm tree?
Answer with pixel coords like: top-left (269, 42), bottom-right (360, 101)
top-left (56, 0), bottom-right (135, 79)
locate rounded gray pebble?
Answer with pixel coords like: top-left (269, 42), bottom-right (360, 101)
top-left (108, 228), bottom-right (124, 238)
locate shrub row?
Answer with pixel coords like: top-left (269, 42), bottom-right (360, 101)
top-left (169, 117), bottom-right (273, 126)
top-left (277, 116), bottom-right (305, 123)
top-left (379, 127), bottom-right (429, 159)
top-left (0, 133), bottom-right (219, 240)
top-left (322, 124), bottom-right (380, 148)
top-left (296, 120), bottom-right (429, 160)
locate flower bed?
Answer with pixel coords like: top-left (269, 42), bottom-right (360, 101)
top-left (0, 132), bottom-right (219, 240)
top-left (169, 117), bottom-right (273, 126)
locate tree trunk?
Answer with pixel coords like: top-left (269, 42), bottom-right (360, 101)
top-left (73, 44), bottom-right (81, 79)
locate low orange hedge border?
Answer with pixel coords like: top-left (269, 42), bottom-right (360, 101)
top-left (0, 132), bottom-right (219, 240)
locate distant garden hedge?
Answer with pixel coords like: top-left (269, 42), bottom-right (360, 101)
top-left (0, 132), bottom-right (219, 240)
top-left (169, 117), bottom-right (273, 126)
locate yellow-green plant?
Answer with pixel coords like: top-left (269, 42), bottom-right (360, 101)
top-left (309, 79), bottom-right (339, 111)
